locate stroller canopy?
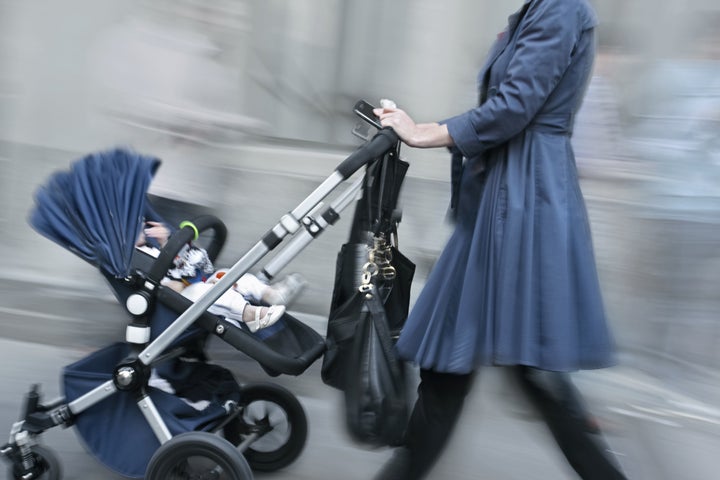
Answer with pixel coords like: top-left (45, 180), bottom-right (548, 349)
top-left (30, 148), bottom-right (161, 278)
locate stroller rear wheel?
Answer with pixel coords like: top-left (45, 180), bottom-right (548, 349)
top-left (145, 431), bottom-right (253, 480)
top-left (224, 382), bottom-right (307, 472)
top-left (8, 445), bottom-right (61, 480)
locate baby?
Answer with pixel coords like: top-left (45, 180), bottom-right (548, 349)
top-left (138, 221), bottom-right (306, 332)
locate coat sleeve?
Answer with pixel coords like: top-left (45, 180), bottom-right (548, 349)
top-left (443, 0), bottom-right (589, 158)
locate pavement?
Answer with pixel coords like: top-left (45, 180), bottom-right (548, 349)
top-left (2, 273), bottom-right (720, 479)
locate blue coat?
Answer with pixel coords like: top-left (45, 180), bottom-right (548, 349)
top-left (396, 0), bottom-right (616, 374)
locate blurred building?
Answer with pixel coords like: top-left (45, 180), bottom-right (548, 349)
top-left (1, 0), bottom-right (719, 383)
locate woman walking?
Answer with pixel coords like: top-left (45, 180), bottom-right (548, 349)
top-left (372, 0), bottom-right (628, 478)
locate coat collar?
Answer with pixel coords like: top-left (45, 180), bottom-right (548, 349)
top-left (478, 1), bottom-right (532, 87)
top-left (508, 0), bottom-right (532, 31)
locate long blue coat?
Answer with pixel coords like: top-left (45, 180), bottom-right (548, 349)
top-left (396, 0), bottom-right (616, 374)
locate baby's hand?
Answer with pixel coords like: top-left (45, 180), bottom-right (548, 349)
top-left (144, 221), bottom-right (170, 247)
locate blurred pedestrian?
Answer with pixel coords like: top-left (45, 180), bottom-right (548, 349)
top-left (372, 0), bottom-right (627, 478)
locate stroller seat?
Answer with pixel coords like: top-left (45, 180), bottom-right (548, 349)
top-left (111, 214), bottom-right (327, 377)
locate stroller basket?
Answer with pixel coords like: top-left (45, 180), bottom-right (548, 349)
top-left (63, 342), bottom-right (235, 478)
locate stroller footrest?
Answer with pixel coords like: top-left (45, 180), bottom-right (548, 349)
top-left (156, 287), bottom-right (327, 376)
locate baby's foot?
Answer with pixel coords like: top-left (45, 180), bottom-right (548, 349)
top-left (262, 273), bottom-right (307, 306)
top-left (243, 305), bottom-right (285, 332)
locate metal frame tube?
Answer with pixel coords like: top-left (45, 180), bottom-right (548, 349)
top-left (262, 175), bottom-right (364, 279)
top-left (138, 170), bottom-right (349, 365)
top-left (68, 380), bottom-right (117, 415)
top-left (137, 394), bottom-right (173, 444)
top-left (289, 171), bottom-right (345, 220)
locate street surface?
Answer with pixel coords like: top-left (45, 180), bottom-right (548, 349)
top-left (1, 278), bottom-right (720, 479)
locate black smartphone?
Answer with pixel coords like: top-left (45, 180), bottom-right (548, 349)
top-left (353, 100), bottom-right (382, 129)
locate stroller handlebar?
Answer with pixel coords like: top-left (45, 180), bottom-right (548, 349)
top-left (336, 127), bottom-right (399, 180)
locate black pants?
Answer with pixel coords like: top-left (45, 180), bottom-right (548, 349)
top-left (374, 367), bottom-right (627, 480)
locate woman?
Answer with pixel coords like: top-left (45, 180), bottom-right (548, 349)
top-left (373, 0), bottom-right (627, 478)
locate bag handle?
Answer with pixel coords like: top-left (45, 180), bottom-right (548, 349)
top-left (360, 284), bottom-right (404, 380)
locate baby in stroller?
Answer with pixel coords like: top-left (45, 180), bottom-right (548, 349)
top-left (137, 220), bottom-right (307, 332)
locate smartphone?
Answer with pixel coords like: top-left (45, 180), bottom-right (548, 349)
top-left (353, 100), bottom-right (382, 129)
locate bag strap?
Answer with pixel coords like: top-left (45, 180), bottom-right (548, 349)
top-left (363, 158), bottom-right (380, 240)
top-left (375, 150), bottom-right (403, 238)
top-left (362, 284), bottom-right (404, 380)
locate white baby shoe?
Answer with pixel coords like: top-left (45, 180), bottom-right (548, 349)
top-left (245, 305), bottom-right (285, 333)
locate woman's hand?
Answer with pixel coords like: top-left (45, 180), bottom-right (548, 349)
top-left (374, 107), bottom-right (417, 144)
top-left (374, 107), bottom-right (454, 149)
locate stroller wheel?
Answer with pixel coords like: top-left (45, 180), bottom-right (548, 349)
top-left (145, 432), bottom-right (252, 480)
top-left (8, 445), bottom-right (61, 480)
top-left (224, 382), bottom-right (308, 472)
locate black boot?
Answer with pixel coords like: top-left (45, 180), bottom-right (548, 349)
top-left (513, 366), bottom-right (628, 480)
top-left (374, 369), bottom-right (475, 480)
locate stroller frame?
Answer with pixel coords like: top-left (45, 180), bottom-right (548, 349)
top-left (2, 119), bottom-right (401, 479)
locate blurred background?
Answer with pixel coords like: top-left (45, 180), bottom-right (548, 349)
top-left (1, 0), bottom-right (719, 479)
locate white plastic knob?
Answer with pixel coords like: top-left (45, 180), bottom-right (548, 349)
top-left (126, 293), bottom-right (149, 316)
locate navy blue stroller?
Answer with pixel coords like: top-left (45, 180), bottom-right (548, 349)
top-left (0, 114), bottom-right (401, 479)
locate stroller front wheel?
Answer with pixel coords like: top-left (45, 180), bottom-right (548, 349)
top-left (8, 445), bottom-right (61, 480)
top-left (224, 382), bottom-right (308, 472)
top-left (145, 432), bottom-right (253, 480)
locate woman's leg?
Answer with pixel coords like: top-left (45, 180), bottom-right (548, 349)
top-left (374, 368), bottom-right (476, 480)
top-left (513, 366), bottom-right (627, 480)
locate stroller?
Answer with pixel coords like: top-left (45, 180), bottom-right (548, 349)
top-left (1, 103), bottom-right (402, 480)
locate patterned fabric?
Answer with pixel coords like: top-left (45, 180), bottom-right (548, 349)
top-left (166, 243), bottom-right (215, 284)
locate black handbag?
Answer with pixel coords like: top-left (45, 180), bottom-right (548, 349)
top-left (327, 147), bottom-right (414, 336)
top-left (322, 235), bottom-right (414, 389)
top-left (321, 143), bottom-right (414, 447)
top-left (323, 238), bottom-right (412, 446)
top-left (327, 240), bottom-right (415, 339)
top-left (342, 283), bottom-right (408, 446)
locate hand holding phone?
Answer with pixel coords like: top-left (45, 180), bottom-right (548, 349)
top-left (353, 100), bottom-right (382, 129)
